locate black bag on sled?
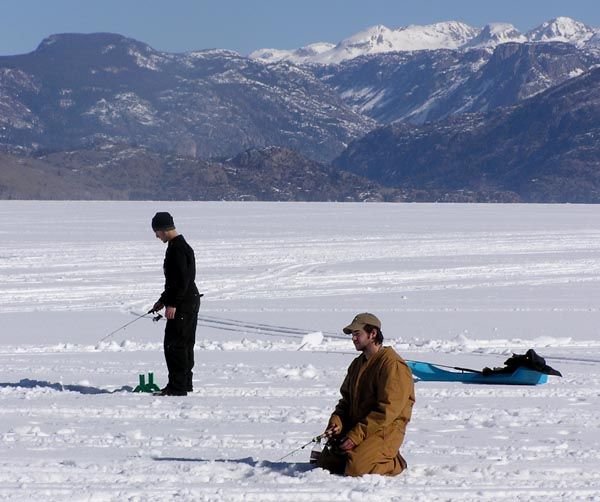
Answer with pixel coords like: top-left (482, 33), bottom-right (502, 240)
top-left (482, 349), bottom-right (562, 377)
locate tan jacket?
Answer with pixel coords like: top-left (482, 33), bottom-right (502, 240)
top-left (329, 346), bottom-right (415, 447)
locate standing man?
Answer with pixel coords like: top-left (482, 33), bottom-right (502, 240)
top-left (317, 313), bottom-right (415, 476)
top-left (151, 212), bottom-right (201, 396)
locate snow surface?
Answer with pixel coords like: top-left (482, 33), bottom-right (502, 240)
top-left (1, 201), bottom-right (599, 501)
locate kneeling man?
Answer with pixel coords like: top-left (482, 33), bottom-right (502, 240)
top-left (317, 313), bottom-right (415, 476)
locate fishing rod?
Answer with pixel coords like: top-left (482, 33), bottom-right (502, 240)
top-left (98, 310), bottom-right (162, 343)
top-left (277, 434), bottom-right (324, 462)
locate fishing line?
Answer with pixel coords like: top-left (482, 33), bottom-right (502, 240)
top-left (198, 314), bottom-right (344, 339)
top-left (131, 312), bottom-right (600, 368)
top-left (99, 311), bottom-right (160, 343)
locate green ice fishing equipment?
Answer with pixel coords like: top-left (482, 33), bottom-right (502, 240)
top-left (133, 372), bottom-right (161, 393)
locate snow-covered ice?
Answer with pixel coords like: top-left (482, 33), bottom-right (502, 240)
top-left (1, 201), bottom-right (599, 501)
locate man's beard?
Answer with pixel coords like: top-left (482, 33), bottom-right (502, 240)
top-left (354, 340), bottom-right (366, 351)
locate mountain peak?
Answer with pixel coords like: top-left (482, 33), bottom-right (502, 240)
top-left (250, 17), bottom-right (598, 65)
top-left (464, 23), bottom-right (526, 49)
top-left (250, 42), bottom-right (335, 64)
top-left (295, 21), bottom-right (479, 64)
top-left (330, 24), bottom-right (397, 59)
top-left (527, 17), bottom-right (595, 47)
top-left (32, 32), bottom-right (168, 72)
top-left (335, 21), bottom-right (479, 54)
top-left (36, 33), bottom-right (153, 53)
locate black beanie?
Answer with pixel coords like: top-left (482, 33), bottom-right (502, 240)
top-left (151, 212), bottom-right (175, 231)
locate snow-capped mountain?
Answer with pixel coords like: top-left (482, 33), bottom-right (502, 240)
top-left (314, 22), bottom-right (479, 64)
top-left (527, 16), bottom-right (596, 47)
top-left (463, 23), bottom-right (527, 49)
top-left (252, 21), bottom-right (478, 64)
top-left (2, 28), bottom-right (600, 202)
top-left (317, 42), bottom-right (600, 124)
top-left (250, 42), bottom-right (335, 64)
top-left (251, 17), bottom-right (600, 64)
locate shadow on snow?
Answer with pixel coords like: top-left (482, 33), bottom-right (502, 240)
top-left (152, 456), bottom-right (315, 475)
top-left (0, 379), bottom-right (133, 394)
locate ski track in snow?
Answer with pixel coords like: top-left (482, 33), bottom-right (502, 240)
top-left (1, 201), bottom-right (600, 501)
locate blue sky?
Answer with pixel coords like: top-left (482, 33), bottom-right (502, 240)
top-left (1, 0), bottom-right (599, 56)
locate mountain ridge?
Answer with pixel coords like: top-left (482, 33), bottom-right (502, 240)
top-left (0, 34), bottom-right (375, 162)
top-left (251, 17), bottom-right (600, 64)
top-left (334, 66), bottom-right (600, 202)
top-left (1, 28), bottom-right (599, 202)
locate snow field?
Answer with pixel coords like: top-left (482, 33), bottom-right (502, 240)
top-left (1, 201), bottom-right (599, 501)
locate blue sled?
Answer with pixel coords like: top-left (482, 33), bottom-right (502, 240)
top-left (406, 360), bottom-right (548, 386)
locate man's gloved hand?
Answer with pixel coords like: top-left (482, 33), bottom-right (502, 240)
top-left (324, 423), bottom-right (341, 438)
top-left (151, 301), bottom-right (164, 313)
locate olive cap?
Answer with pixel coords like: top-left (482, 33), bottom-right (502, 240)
top-left (343, 313), bottom-right (381, 334)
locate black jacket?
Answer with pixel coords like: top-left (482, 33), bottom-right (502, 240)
top-left (159, 235), bottom-right (200, 312)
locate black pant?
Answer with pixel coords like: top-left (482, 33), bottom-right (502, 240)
top-left (163, 308), bottom-right (198, 392)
